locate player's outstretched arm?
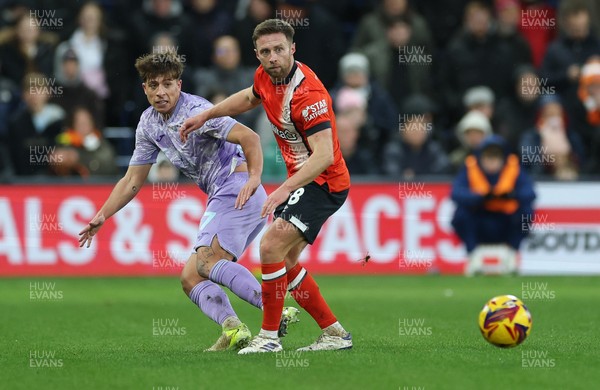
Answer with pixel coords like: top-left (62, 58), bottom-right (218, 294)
top-left (179, 87), bottom-right (261, 142)
top-left (78, 164), bottom-right (152, 247)
top-left (261, 129), bottom-right (334, 217)
top-left (227, 123), bottom-right (264, 209)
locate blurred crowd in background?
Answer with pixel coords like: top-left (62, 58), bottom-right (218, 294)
top-left (1, 0), bottom-right (600, 181)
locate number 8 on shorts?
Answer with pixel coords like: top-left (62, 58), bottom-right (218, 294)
top-left (273, 182), bottom-right (348, 244)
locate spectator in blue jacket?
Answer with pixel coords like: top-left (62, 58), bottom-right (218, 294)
top-left (451, 135), bottom-right (536, 274)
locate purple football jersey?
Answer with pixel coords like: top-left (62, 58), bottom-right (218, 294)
top-left (129, 92), bottom-right (245, 196)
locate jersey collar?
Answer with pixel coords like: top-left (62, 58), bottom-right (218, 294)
top-left (158, 92), bottom-right (185, 124)
top-left (273, 61), bottom-right (298, 85)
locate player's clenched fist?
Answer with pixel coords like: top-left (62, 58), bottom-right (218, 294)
top-left (179, 113), bottom-right (207, 142)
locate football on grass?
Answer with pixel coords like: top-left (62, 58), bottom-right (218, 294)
top-left (478, 295), bottom-right (532, 348)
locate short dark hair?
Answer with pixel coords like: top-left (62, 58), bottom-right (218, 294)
top-left (69, 106), bottom-right (96, 129)
top-left (464, 0), bottom-right (492, 16)
top-left (252, 19), bottom-right (295, 48)
top-left (134, 51), bottom-right (184, 83)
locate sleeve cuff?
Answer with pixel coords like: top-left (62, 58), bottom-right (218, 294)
top-left (220, 118), bottom-right (237, 139)
top-left (129, 159), bottom-right (156, 166)
top-left (252, 86), bottom-right (261, 99)
top-left (305, 121), bottom-right (331, 137)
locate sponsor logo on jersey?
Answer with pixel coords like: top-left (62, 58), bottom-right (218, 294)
top-left (302, 99), bottom-right (328, 122)
top-left (271, 122), bottom-right (298, 141)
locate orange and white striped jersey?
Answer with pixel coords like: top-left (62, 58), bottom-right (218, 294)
top-left (252, 61), bottom-right (350, 192)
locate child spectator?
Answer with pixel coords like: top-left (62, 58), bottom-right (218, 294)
top-left (51, 106), bottom-right (117, 177)
top-left (519, 95), bottom-right (586, 180)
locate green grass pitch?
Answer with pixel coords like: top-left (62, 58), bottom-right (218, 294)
top-left (2, 275), bottom-right (599, 390)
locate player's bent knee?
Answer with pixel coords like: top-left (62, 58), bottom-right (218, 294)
top-left (181, 253), bottom-right (208, 296)
top-left (180, 268), bottom-right (206, 296)
top-left (260, 224), bottom-right (300, 263)
top-left (194, 248), bottom-right (224, 279)
top-left (259, 233), bottom-right (286, 260)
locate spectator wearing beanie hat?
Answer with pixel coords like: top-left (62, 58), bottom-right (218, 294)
top-left (463, 86), bottom-right (495, 120)
top-left (450, 110), bottom-right (493, 171)
top-left (332, 52), bottom-right (397, 159)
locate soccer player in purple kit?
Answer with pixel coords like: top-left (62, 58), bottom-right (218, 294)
top-left (78, 51), bottom-right (297, 351)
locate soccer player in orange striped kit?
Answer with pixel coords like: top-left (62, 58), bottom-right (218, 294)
top-left (180, 19), bottom-right (352, 353)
